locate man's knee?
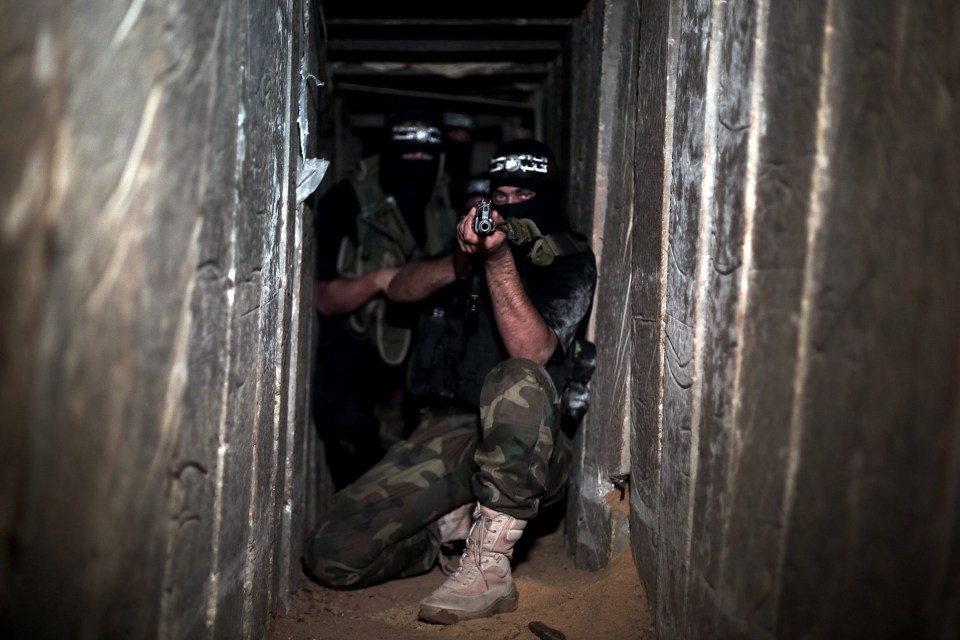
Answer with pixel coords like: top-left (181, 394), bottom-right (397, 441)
top-left (302, 524), bottom-right (374, 589)
top-left (479, 357), bottom-right (558, 408)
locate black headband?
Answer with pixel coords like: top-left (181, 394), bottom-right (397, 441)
top-left (390, 123), bottom-right (442, 146)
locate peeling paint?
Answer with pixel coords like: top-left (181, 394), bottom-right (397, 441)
top-left (296, 47), bottom-right (328, 204)
top-left (295, 3), bottom-right (328, 204)
top-left (296, 157), bottom-right (328, 204)
top-left (297, 55), bottom-right (316, 156)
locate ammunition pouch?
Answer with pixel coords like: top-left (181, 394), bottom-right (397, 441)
top-left (407, 294), bottom-right (468, 407)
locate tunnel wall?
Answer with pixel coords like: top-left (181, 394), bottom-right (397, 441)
top-left (0, 1), bottom-right (316, 638)
top-left (568, 0), bottom-right (960, 639)
top-left (566, 0), bottom-right (641, 569)
top-left (569, 0), bottom-right (959, 637)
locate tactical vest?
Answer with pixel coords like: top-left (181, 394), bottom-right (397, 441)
top-left (336, 156), bottom-right (458, 365)
top-left (408, 229), bottom-right (596, 417)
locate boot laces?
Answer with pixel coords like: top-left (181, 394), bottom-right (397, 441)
top-left (450, 510), bottom-right (499, 587)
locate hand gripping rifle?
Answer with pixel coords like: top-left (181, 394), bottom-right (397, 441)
top-left (465, 200), bottom-right (495, 332)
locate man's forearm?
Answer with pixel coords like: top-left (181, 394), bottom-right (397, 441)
top-left (484, 250), bottom-right (557, 364)
top-left (387, 254), bottom-right (459, 302)
top-left (314, 268), bottom-right (394, 316)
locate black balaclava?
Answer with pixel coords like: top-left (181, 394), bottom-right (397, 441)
top-left (379, 105), bottom-right (444, 247)
top-left (459, 171), bottom-right (490, 215)
top-left (488, 138), bottom-right (567, 235)
top-left (464, 173), bottom-right (490, 199)
top-left (441, 112), bottom-right (477, 198)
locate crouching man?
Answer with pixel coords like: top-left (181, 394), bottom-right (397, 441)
top-left (302, 138), bottom-right (597, 624)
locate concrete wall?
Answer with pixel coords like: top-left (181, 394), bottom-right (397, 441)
top-left (0, 0), bottom-right (318, 638)
top-left (571, 0), bottom-right (959, 636)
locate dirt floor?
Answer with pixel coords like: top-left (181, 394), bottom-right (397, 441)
top-left (268, 510), bottom-right (656, 640)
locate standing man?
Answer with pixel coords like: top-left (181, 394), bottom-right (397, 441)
top-left (312, 105), bottom-right (459, 489)
top-left (303, 138), bottom-right (598, 625)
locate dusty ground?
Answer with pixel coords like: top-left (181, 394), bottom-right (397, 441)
top-left (268, 510), bottom-right (655, 640)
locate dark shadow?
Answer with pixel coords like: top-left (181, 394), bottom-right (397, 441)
top-left (512, 497), bottom-right (567, 565)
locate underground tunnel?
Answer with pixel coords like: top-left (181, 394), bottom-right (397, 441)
top-left (1, 1), bottom-right (958, 639)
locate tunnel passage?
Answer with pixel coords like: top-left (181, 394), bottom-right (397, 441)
top-left (2, 1), bottom-right (957, 639)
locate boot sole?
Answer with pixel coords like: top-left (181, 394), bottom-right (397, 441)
top-left (418, 587), bottom-right (518, 625)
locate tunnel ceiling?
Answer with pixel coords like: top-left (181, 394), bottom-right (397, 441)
top-left (319, 1), bottom-right (591, 121)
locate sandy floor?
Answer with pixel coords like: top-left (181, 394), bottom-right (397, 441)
top-left (268, 512), bottom-right (656, 640)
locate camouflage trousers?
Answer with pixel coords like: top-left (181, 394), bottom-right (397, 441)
top-left (303, 358), bottom-right (572, 589)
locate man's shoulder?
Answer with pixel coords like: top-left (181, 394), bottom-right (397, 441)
top-left (523, 246), bottom-right (597, 308)
top-left (548, 245), bottom-right (597, 279)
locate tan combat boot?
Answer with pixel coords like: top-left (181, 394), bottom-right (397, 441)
top-left (419, 503), bottom-right (527, 624)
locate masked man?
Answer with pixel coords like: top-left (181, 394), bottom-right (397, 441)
top-left (312, 106), bottom-right (458, 489)
top-left (304, 138), bottom-right (597, 625)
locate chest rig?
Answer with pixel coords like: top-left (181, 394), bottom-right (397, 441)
top-left (336, 156), bottom-right (458, 365)
top-left (409, 226), bottom-right (594, 413)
